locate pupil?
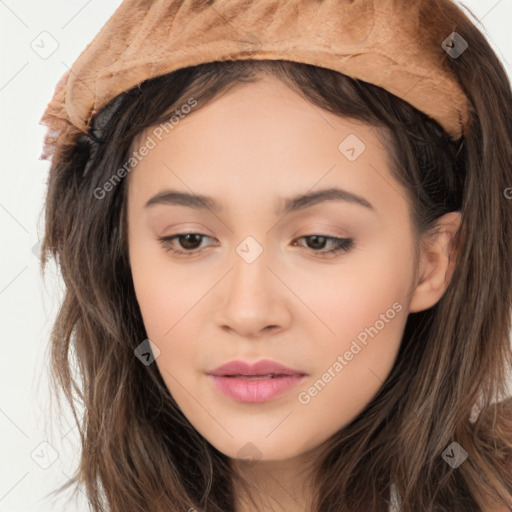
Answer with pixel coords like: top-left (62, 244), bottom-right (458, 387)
top-left (308, 235), bottom-right (326, 249)
top-left (181, 234), bottom-right (201, 249)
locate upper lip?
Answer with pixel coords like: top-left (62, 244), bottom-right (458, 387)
top-left (208, 359), bottom-right (307, 377)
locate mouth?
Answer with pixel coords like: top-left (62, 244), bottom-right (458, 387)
top-left (207, 358), bottom-right (308, 402)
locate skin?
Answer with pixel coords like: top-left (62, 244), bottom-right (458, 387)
top-left (126, 76), bottom-right (461, 511)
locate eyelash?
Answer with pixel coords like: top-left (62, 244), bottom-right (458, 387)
top-left (157, 233), bottom-right (354, 258)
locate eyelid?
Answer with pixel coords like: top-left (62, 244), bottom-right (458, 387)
top-left (158, 232), bottom-right (215, 250)
top-left (290, 222), bottom-right (351, 238)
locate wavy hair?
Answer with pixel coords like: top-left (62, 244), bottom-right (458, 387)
top-left (41, 3), bottom-right (512, 511)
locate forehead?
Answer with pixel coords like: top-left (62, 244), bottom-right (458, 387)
top-left (126, 77), bottom-right (407, 220)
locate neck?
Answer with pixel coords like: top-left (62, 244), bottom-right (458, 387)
top-left (231, 452), bottom-right (317, 512)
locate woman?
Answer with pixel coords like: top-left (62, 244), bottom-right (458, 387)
top-left (39, 1), bottom-right (512, 510)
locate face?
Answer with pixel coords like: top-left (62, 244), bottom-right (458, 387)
top-left (126, 76), bottom-right (419, 463)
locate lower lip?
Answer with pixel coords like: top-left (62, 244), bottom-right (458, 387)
top-left (208, 374), bottom-right (306, 403)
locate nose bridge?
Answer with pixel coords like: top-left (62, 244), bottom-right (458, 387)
top-left (216, 235), bottom-right (288, 335)
top-left (229, 236), bottom-right (273, 306)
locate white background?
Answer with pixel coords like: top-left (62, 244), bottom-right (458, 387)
top-left (0, 1), bottom-right (511, 510)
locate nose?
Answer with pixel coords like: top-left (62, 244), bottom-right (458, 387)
top-left (214, 247), bottom-right (292, 338)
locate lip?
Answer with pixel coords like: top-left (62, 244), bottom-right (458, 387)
top-left (208, 358), bottom-right (307, 377)
top-left (207, 359), bottom-right (308, 403)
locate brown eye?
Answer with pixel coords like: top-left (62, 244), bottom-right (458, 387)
top-left (157, 233), bottom-right (213, 255)
top-left (157, 233), bottom-right (354, 258)
top-left (294, 235), bottom-right (354, 256)
top-left (175, 234), bottom-right (204, 250)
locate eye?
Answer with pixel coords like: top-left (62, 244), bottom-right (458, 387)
top-left (157, 233), bottom-right (354, 257)
top-left (292, 234), bottom-right (354, 257)
top-left (157, 233), bottom-right (214, 256)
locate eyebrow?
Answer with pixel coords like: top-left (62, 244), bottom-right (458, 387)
top-left (144, 187), bottom-right (376, 215)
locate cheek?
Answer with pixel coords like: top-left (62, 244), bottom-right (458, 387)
top-left (130, 264), bottom-right (205, 392)
top-left (297, 231), bottom-right (414, 351)
top-left (129, 224), bottom-right (205, 337)
top-left (292, 234), bottom-right (412, 413)
top-left (292, 290), bottom-right (408, 449)
top-left (128, 229), bottom-right (223, 396)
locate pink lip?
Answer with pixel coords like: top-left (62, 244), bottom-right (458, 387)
top-left (207, 359), bottom-right (307, 403)
top-left (208, 358), bottom-right (306, 377)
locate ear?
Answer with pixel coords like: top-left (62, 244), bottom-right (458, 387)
top-left (408, 211), bottom-right (461, 313)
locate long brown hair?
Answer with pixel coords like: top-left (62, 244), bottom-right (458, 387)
top-left (41, 4), bottom-right (512, 511)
